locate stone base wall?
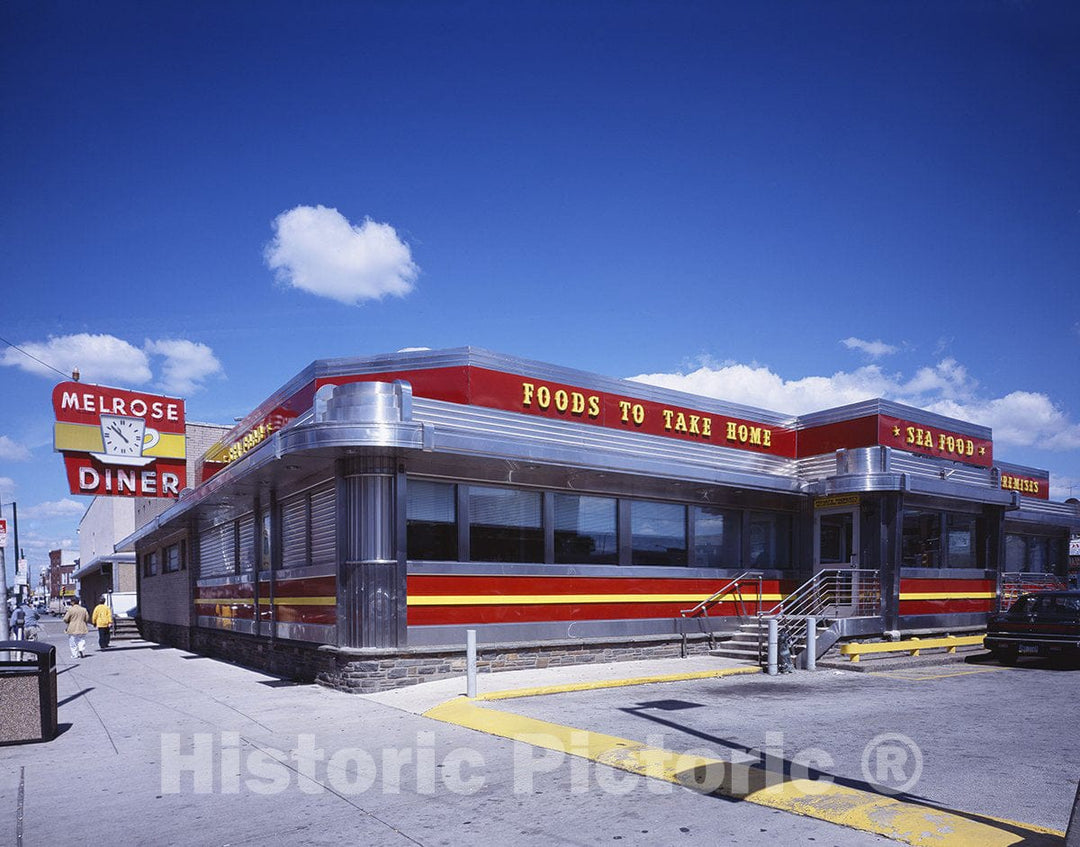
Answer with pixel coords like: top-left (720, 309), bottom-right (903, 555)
top-left (317, 635), bottom-right (718, 694)
top-left (134, 623), bottom-right (721, 693)
top-left (138, 618), bottom-right (191, 652)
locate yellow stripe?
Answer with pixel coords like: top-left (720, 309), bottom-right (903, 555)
top-left (899, 592), bottom-right (996, 601)
top-left (143, 432), bottom-right (186, 459)
top-left (407, 593), bottom-right (783, 606)
top-left (54, 422), bottom-right (104, 452)
top-left (477, 665), bottom-right (761, 701)
top-left (194, 596), bottom-right (335, 606)
top-left (425, 694), bottom-right (1063, 846)
top-left (53, 422), bottom-right (186, 458)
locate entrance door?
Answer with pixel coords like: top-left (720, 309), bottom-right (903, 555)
top-left (814, 508), bottom-right (860, 615)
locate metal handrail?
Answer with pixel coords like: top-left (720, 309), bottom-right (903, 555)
top-left (757, 569), bottom-right (882, 663)
top-left (681, 570), bottom-right (764, 619)
top-left (998, 572), bottom-right (1067, 611)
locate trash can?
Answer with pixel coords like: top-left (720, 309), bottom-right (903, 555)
top-left (0, 641), bottom-right (58, 743)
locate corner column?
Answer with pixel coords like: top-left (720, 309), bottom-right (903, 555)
top-left (337, 455), bottom-right (406, 648)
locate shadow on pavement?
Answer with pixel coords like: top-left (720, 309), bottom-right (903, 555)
top-left (58, 687), bottom-right (94, 707)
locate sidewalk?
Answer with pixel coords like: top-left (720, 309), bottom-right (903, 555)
top-left (8, 621), bottom-right (1051, 847)
top-left (12, 621), bottom-right (882, 847)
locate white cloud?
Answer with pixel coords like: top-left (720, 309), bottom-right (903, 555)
top-left (0, 333), bottom-right (151, 384)
top-left (842, 337), bottom-right (899, 358)
top-left (630, 356), bottom-right (1080, 452)
top-left (1051, 475), bottom-right (1080, 502)
top-left (397, 346), bottom-right (432, 353)
top-left (0, 436), bottom-right (31, 462)
top-left (630, 359), bottom-right (897, 416)
top-left (265, 205), bottom-right (419, 305)
top-left (925, 392), bottom-right (1080, 451)
top-left (145, 339), bottom-right (223, 395)
top-left (0, 333), bottom-right (224, 396)
top-left (0, 476), bottom-right (14, 500)
top-left (20, 499), bottom-right (86, 520)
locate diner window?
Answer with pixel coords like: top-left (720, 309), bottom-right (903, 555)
top-left (631, 500), bottom-right (687, 566)
top-left (199, 521), bottom-right (236, 578)
top-left (469, 486), bottom-right (543, 563)
top-left (693, 506), bottom-right (741, 568)
top-left (554, 494), bottom-right (617, 564)
top-left (1005, 533), bottom-right (1055, 573)
top-left (408, 480), bottom-right (457, 561)
top-left (260, 510), bottom-right (272, 571)
top-left (280, 495), bottom-right (309, 570)
top-left (902, 510), bottom-right (942, 568)
top-left (749, 512), bottom-right (792, 568)
top-left (143, 550), bottom-right (159, 577)
top-left (946, 514), bottom-right (977, 568)
top-left (238, 516), bottom-right (256, 574)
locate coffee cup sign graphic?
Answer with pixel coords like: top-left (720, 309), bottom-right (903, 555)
top-left (93, 414), bottom-right (162, 466)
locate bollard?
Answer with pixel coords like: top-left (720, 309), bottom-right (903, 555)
top-left (466, 629), bottom-right (477, 699)
top-left (805, 616), bottom-right (817, 671)
top-left (767, 618), bottom-right (778, 676)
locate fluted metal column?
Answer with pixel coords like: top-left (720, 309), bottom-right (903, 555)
top-left (337, 455), bottom-right (405, 647)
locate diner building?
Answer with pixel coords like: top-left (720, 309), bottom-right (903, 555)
top-left (120, 348), bottom-right (1080, 690)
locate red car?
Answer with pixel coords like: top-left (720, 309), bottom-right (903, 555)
top-left (985, 591), bottom-right (1080, 666)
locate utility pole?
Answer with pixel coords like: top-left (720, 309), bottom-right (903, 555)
top-left (11, 501), bottom-right (21, 605)
top-left (0, 499), bottom-right (9, 641)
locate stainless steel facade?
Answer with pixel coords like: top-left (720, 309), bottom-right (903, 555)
top-left (122, 348), bottom-right (1080, 651)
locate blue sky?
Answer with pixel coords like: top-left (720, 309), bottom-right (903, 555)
top-left (2, 1), bottom-right (1078, 582)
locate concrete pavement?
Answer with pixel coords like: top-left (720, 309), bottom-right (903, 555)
top-left (2, 618), bottom-right (1070, 846)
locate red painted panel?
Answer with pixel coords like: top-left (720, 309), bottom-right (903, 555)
top-left (468, 367), bottom-right (797, 457)
top-left (408, 573), bottom-right (782, 597)
top-left (900, 578), bottom-right (995, 593)
top-left (879, 415), bottom-right (992, 468)
top-left (899, 599), bottom-right (994, 615)
top-left (796, 416), bottom-right (879, 459)
top-left (408, 601), bottom-right (718, 626)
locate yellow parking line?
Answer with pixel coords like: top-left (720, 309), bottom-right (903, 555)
top-left (425, 691), bottom-right (1063, 847)
top-left (869, 666), bottom-right (1009, 682)
top-left (476, 665), bottom-right (762, 701)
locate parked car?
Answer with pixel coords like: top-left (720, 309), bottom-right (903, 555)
top-left (985, 591), bottom-right (1080, 666)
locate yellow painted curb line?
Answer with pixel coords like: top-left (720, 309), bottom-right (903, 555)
top-left (475, 664), bottom-right (762, 701)
top-left (424, 685), bottom-right (1064, 847)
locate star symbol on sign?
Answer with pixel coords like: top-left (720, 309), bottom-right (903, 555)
top-left (892, 426), bottom-right (901, 437)
top-left (979, 447), bottom-right (986, 456)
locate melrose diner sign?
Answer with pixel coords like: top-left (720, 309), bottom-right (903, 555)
top-left (53, 381), bottom-right (187, 498)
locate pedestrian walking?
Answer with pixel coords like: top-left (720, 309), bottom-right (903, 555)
top-left (9, 602), bottom-right (41, 640)
top-left (63, 596), bottom-right (90, 659)
top-left (91, 596), bottom-right (113, 649)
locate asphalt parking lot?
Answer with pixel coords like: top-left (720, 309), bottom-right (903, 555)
top-left (470, 656), bottom-right (1079, 837)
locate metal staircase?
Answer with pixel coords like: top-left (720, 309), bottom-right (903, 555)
top-left (690, 569), bottom-right (882, 667)
top-left (680, 571), bottom-right (763, 652)
top-left (760, 569), bottom-right (881, 667)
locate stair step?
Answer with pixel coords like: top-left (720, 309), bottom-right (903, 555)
top-left (112, 619), bottom-right (140, 640)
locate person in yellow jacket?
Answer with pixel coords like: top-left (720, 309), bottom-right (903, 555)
top-left (63, 597), bottom-right (90, 659)
top-left (91, 596), bottom-right (113, 650)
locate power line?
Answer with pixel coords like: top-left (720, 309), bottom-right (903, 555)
top-left (0, 334), bottom-right (72, 380)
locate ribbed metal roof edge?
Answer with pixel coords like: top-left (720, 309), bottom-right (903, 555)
top-left (410, 396), bottom-right (795, 478)
top-left (795, 397), bottom-right (993, 439)
top-left (994, 459), bottom-right (1050, 478)
top-left (314, 347), bottom-right (799, 426)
